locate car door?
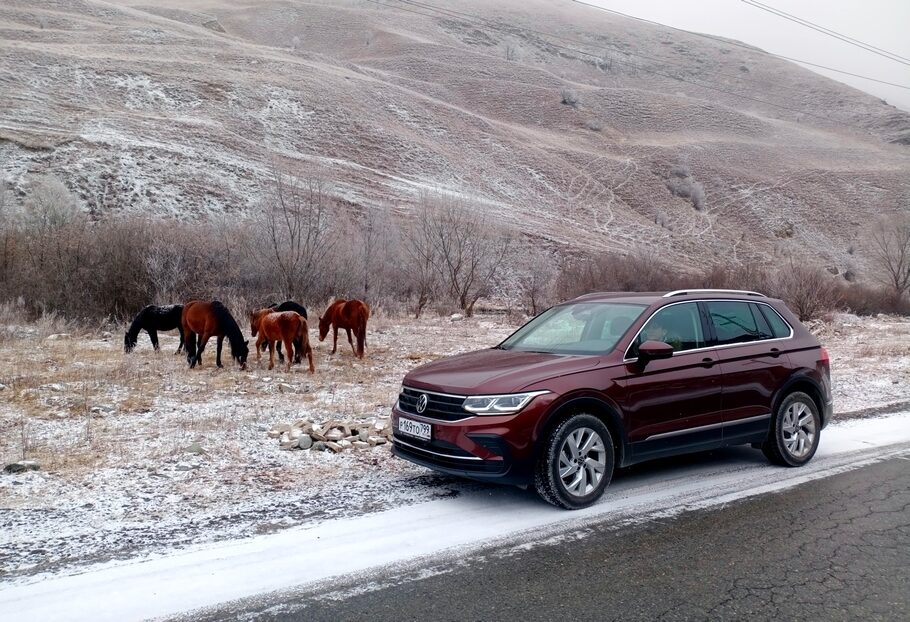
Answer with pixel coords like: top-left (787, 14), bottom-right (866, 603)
top-left (614, 302), bottom-right (723, 462)
top-left (704, 300), bottom-right (793, 445)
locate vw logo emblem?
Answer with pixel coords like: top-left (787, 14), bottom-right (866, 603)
top-left (416, 394), bottom-right (429, 414)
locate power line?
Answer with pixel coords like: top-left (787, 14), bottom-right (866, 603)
top-left (742, 0), bottom-right (910, 67)
top-left (571, 0), bottom-right (910, 90)
top-left (363, 0), bottom-right (876, 124)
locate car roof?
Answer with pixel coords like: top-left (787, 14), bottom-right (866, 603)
top-left (570, 289), bottom-right (776, 305)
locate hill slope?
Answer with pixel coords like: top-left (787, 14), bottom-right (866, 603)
top-left (1, 0), bottom-right (908, 276)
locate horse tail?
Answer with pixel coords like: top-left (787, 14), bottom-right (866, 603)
top-left (184, 329), bottom-right (197, 366)
top-left (124, 305), bottom-right (153, 353)
top-left (357, 304), bottom-right (369, 358)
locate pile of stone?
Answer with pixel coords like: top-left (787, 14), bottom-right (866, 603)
top-left (269, 418), bottom-right (392, 453)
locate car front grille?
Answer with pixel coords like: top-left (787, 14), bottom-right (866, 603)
top-left (398, 387), bottom-right (470, 421)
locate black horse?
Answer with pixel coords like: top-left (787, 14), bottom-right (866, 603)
top-left (261, 301), bottom-right (308, 364)
top-left (124, 305), bottom-right (185, 354)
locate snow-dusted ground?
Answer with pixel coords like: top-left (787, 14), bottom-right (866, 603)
top-left (0, 311), bottom-right (908, 587)
top-left (1, 412), bottom-right (908, 622)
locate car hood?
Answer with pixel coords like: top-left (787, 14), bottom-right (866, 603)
top-left (403, 348), bottom-right (600, 395)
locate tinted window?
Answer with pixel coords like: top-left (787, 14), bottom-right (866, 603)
top-left (630, 303), bottom-right (705, 356)
top-left (707, 301), bottom-right (765, 345)
top-left (751, 303), bottom-right (774, 339)
top-left (759, 305), bottom-right (792, 339)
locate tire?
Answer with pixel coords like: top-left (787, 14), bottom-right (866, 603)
top-left (534, 414), bottom-right (615, 510)
top-left (762, 391), bottom-right (821, 467)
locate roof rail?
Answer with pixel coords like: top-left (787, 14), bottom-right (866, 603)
top-left (662, 289), bottom-right (767, 298)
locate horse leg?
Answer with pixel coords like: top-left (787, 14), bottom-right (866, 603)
top-left (176, 326), bottom-right (185, 355)
top-left (346, 328), bottom-right (356, 356)
top-left (276, 340), bottom-right (285, 363)
top-left (332, 326), bottom-right (338, 354)
top-left (186, 331), bottom-right (198, 368)
top-left (197, 333), bottom-right (211, 368)
top-left (306, 342), bottom-right (315, 374)
top-left (294, 337), bottom-right (302, 364)
top-left (148, 329), bottom-right (159, 352)
top-left (255, 335), bottom-right (265, 364)
top-left (216, 335), bottom-right (224, 368)
top-left (282, 338), bottom-right (294, 372)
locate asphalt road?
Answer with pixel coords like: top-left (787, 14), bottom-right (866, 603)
top-left (209, 456), bottom-right (910, 622)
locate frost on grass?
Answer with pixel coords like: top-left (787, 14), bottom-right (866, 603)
top-left (1, 313), bottom-right (908, 580)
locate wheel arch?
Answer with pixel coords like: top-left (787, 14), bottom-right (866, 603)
top-left (536, 395), bottom-right (629, 468)
top-left (773, 372), bottom-right (826, 425)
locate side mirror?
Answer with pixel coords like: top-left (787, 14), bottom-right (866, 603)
top-left (638, 340), bottom-right (674, 361)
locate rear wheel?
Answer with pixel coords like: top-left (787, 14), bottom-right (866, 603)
top-left (534, 414), bottom-right (614, 510)
top-left (762, 391), bottom-right (821, 466)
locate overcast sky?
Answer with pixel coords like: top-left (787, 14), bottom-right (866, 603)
top-left (584, 0), bottom-right (910, 111)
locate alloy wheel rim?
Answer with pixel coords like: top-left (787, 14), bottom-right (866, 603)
top-left (558, 427), bottom-right (607, 497)
top-left (781, 401), bottom-right (817, 459)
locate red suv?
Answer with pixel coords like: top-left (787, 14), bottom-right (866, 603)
top-left (391, 290), bottom-right (832, 509)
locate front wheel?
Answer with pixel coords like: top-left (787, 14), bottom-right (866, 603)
top-left (534, 414), bottom-right (614, 510)
top-left (762, 392), bottom-right (821, 466)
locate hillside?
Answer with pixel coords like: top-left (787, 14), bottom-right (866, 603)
top-left (1, 0), bottom-right (908, 276)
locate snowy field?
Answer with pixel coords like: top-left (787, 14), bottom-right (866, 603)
top-left (1, 311), bottom-right (909, 585)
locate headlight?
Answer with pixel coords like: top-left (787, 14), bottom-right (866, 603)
top-left (462, 391), bottom-right (549, 414)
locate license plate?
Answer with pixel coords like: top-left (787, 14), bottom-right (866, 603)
top-left (398, 417), bottom-right (431, 441)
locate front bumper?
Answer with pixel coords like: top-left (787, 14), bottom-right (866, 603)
top-left (390, 395), bottom-right (555, 486)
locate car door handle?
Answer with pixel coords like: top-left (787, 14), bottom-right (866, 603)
top-left (701, 357), bottom-right (715, 368)
top-left (769, 347), bottom-right (781, 358)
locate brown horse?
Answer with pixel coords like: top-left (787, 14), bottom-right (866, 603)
top-left (182, 300), bottom-right (249, 370)
top-left (318, 299), bottom-right (370, 358)
top-left (250, 308), bottom-right (315, 373)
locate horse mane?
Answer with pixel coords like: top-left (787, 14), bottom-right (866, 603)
top-left (274, 300), bottom-right (307, 319)
top-left (210, 301), bottom-right (247, 355)
top-left (124, 305), bottom-right (154, 350)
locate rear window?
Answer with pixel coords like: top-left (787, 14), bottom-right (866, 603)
top-left (758, 304), bottom-right (793, 339)
top-left (706, 301), bottom-right (764, 345)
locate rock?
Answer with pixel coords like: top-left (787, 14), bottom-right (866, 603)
top-left (175, 463), bottom-right (196, 471)
top-left (45, 333), bottom-right (71, 341)
top-left (373, 419), bottom-right (388, 432)
top-left (310, 430), bottom-right (327, 442)
top-left (288, 428), bottom-right (302, 441)
top-left (0, 384), bottom-right (7, 392)
top-left (267, 430), bottom-right (282, 439)
top-left (278, 383), bottom-right (294, 394)
top-left (183, 442), bottom-right (206, 455)
top-left (368, 436), bottom-right (387, 446)
top-left (325, 441), bottom-right (344, 453)
top-left (257, 424), bottom-right (269, 432)
top-left (101, 331), bottom-right (112, 339)
top-left (326, 429), bottom-right (344, 442)
top-left (90, 405), bottom-right (115, 416)
top-left (298, 434), bottom-right (313, 450)
top-left (352, 441), bottom-right (370, 449)
top-left (293, 420), bottom-right (313, 433)
top-left (279, 439), bottom-right (299, 450)
top-left (339, 439), bottom-right (352, 449)
top-left (4, 460), bottom-right (40, 474)
top-left (358, 429), bottom-right (370, 442)
top-left (311, 441), bottom-right (328, 452)
top-left (450, 313), bottom-right (464, 322)
top-left (47, 383), bottom-right (65, 392)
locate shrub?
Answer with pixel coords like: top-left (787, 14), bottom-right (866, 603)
top-left (560, 87), bottom-right (579, 107)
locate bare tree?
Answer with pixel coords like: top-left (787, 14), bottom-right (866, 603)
top-left (774, 261), bottom-right (841, 321)
top-left (250, 167), bottom-right (336, 300)
top-left (514, 249), bottom-right (556, 316)
top-left (869, 215), bottom-right (910, 299)
top-left (400, 200), bottom-right (440, 318)
top-left (429, 197), bottom-right (511, 317)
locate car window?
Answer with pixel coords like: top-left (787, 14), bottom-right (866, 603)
top-left (758, 304), bottom-right (792, 339)
top-left (707, 301), bottom-right (767, 345)
top-left (629, 302), bottom-right (705, 356)
top-left (751, 303), bottom-right (775, 339)
top-left (500, 302), bottom-right (647, 355)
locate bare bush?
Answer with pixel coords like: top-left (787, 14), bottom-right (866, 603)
top-left (585, 118), bottom-right (604, 132)
top-left (666, 166), bottom-right (706, 211)
top-left (400, 200), bottom-right (441, 318)
top-left (773, 262), bottom-right (841, 321)
top-left (560, 87), bottom-right (579, 107)
top-left (512, 250), bottom-right (557, 316)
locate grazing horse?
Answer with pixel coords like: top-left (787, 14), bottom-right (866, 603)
top-left (124, 305), bottom-right (185, 354)
top-left (250, 308), bottom-right (315, 373)
top-left (182, 300), bottom-right (249, 370)
top-left (259, 301), bottom-right (308, 364)
top-left (318, 299), bottom-right (370, 359)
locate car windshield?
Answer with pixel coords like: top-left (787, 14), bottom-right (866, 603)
top-left (498, 302), bottom-right (647, 355)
